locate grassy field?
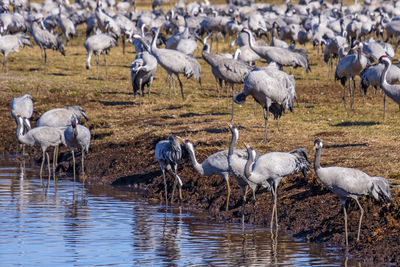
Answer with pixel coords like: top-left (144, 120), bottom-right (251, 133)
top-left (1, 22), bottom-right (400, 181)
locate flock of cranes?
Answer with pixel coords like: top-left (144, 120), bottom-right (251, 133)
top-left (4, 0), bottom-right (400, 252)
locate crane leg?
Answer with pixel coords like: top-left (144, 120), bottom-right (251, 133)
top-left (96, 54), bottom-right (100, 80)
top-left (81, 150), bottom-right (85, 180)
top-left (52, 145), bottom-right (57, 181)
top-left (40, 150), bottom-right (45, 180)
top-left (122, 36), bottom-right (126, 55)
top-left (176, 74), bottom-right (184, 101)
top-left (161, 168), bottom-right (168, 205)
top-left (225, 179), bottom-right (230, 212)
top-left (270, 187), bottom-right (276, 233)
top-left (354, 198), bottom-right (364, 242)
top-left (349, 77), bottom-right (354, 109)
top-left (343, 84), bottom-right (347, 109)
top-left (342, 201), bottom-right (349, 247)
top-left (72, 150), bottom-right (76, 182)
top-left (263, 106), bottom-right (270, 142)
top-left (159, 74), bottom-right (170, 96)
top-left (2, 55), bottom-right (6, 72)
top-left (171, 177), bottom-right (177, 204)
top-left (241, 186), bottom-right (247, 225)
top-left (252, 189), bottom-right (257, 223)
top-left (104, 54), bottom-right (108, 79)
top-left (44, 49), bottom-right (47, 70)
top-left (230, 84), bottom-right (235, 121)
top-left (46, 151), bottom-right (51, 183)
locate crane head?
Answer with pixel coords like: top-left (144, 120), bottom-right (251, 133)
top-left (314, 139), bottom-right (323, 150)
top-left (378, 54), bottom-right (390, 65)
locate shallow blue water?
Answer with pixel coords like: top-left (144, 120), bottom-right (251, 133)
top-left (0, 155), bottom-right (360, 266)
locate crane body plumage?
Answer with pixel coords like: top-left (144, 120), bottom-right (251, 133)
top-left (243, 28), bottom-right (310, 72)
top-left (37, 106), bottom-right (88, 128)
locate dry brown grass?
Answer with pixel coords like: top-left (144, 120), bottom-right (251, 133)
top-left (1, 12), bottom-right (400, 184)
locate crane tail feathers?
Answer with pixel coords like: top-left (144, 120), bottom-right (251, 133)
top-left (371, 176), bottom-right (392, 203)
top-left (289, 148), bottom-right (310, 177)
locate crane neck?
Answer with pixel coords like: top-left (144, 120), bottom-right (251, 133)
top-left (244, 148), bottom-right (255, 179)
top-left (314, 147), bottom-right (322, 172)
top-left (151, 28), bottom-right (159, 52)
top-left (244, 30), bottom-right (255, 50)
top-left (380, 59), bottom-right (390, 88)
top-left (16, 116), bottom-right (26, 145)
top-left (186, 144), bottom-right (205, 175)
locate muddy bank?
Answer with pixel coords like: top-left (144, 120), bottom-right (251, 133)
top-left (2, 123), bottom-right (400, 265)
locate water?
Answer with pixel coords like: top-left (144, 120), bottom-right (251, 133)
top-left (0, 155), bottom-right (360, 266)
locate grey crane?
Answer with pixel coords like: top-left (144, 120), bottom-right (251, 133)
top-left (323, 35), bottom-right (349, 78)
top-left (378, 55), bottom-right (400, 116)
top-left (10, 94), bottom-right (33, 154)
top-left (201, 39), bottom-right (252, 120)
top-left (0, 33), bottom-right (31, 71)
top-left (234, 64), bottom-right (296, 141)
top-left (57, 4), bottom-right (76, 44)
top-left (29, 13), bottom-right (65, 69)
top-left (131, 51), bottom-right (158, 107)
top-left (64, 116), bottom-right (91, 182)
top-left (361, 59), bottom-right (400, 120)
top-left (183, 132), bottom-right (248, 212)
top-left (155, 134), bottom-right (183, 205)
top-left (244, 143), bottom-right (310, 231)
top-left (84, 33), bottom-right (117, 79)
top-left (134, 27), bottom-right (201, 101)
top-left (10, 94), bottom-right (33, 131)
top-left (95, 0), bottom-right (121, 38)
top-left (227, 124), bottom-right (262, 224)
top-left (15, 116), bottom-right (65, 180)
top-left (243, 28), bottom-right (311, 72)
top-left (334, 40), bottom-right (368, 109)
top-left (37, 105), bottom-right (88, 128)
top-left (313, 139), bottom-right (391, 247)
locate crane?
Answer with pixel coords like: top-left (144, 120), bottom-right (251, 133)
top-left (378, 55), bottom-right (400, 117)
top-left (155, 134), bottom-right (183, 205)
top-left (334, 40), bottom-right (368, 109)
top-left (64, 116), bottom-right (91, 182)
top-left (29, 13), bottom-right (65, 69)
top-left (313, 139), bottom-right (391, 247)
top-left (10, 94), bottom-right (33, 154)
top-left (84, 33), bottom-right (117, 79)
top-left (242, 28), bottom-right (310, 72)
top-left (131, 51), bottom-right (157, 107)
top-left (0, 33), bottom-right (31, 71)
top-left (182, 132), bottom-right (248, 212)
top-left (227, 124), bottom-right (262, 224)
top-left (234, 64), bottom-right (296, 141)
top-left (15, 116), bottom-right (65, 181)
top-left (133, 27), bottom-right (201, 101)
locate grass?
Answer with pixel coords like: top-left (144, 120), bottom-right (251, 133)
top-left (1, 4), bottom-right (400, 185)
